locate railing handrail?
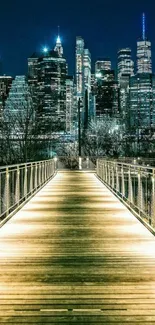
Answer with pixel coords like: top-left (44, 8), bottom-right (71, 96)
top-left (0, 158), bottom-right (56, 226)
top-left (98, 158), bottom-right (155, 172)
top-left (97, 158), bottom-right (155, 234)
top-left (0, 158), bottom-right (54, 171)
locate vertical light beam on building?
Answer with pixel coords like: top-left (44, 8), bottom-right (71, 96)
top-left (142, 13), bottom-right (146, 41)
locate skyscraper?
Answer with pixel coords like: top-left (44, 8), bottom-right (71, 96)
top-left (84, 49), bottom-right (91, 119)
top-left (95, 59), bottom-right (111, 75)
top-left (76, 37), bottom-right (92, 125)
top-left (54, 35), bottom-right (63, 57)
top-left (95, 70), bottom-right (120, 118)
top-left (117, 48), bottom-right (134, 82)
top-left (129, 73), bottom-right (155, 153)
top-left (5, 76), bottom-right (34, 135)
top-left (28, 36), bottom-right (67, 132)
top-left (66, 76), bottom-right (74, 133)
top-left (137, 13), bottom-right (152, 74)
top-left (117, 48), bottom-right (134, 123)
top-left (0, 76), bottom-right (13, 121)
top-left (76, 37), bottom-right (85, 102)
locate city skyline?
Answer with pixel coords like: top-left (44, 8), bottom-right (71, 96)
top-left (0, 0), bottom-right (155, 76)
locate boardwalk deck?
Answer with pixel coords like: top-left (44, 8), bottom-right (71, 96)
top-left (0, 171), bottom-right (155, 324)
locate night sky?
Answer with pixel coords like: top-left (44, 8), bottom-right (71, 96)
top-left (0, 0), bottom-right (155, 76)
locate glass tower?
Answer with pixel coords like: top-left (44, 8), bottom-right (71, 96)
top-left (95, 59), bottom-right (111, 75)
top-left (117, 48), bottom-right (134, 82)
top-left (129, 73), bottom-right (155, 143)
top-left (28, 37), bottom-right (67, 132)
top-left (76, 36), bottom-right (85, 101)
top-left (137, 13), bottom-right (152, 74)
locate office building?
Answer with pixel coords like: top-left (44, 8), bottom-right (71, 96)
top-left (95, 70), bottom-right (120, 118)
top-left (0, 76), bottom-right (13, 120)
top-left (66, 76), bottom-right (74, 133)
top-left (5, 76), bottom-right (33, 135)
top-left (117, 48), bottom-right (134, 82)
top-left (28, 36), bottom-right (67, 132)
top-left (137, 13), bottom-right (152, 74)
top-left (129, 73), bottom-right (155, 152)
top-left (76, 36), bottom-right (85, 101)
top-left (95, 59), bottom-right (111, 75)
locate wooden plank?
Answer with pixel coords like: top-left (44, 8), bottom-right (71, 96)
top-left (0, 171), bottom-right (155, 323)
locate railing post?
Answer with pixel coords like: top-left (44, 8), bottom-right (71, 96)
top-left (112, 164), bottom-right (115, 189)
top-left (121, 164), bottom-right (125, 197)
top-left (151, 171), bottom-right (155, 227)
top-left (116, 165), bottom-right (119, 192)
top-left (44, 161), bottom-right (46, 182)
top-left (105, 163), bottom-right (107, 183)
top-left (24, 164), bottom-right (28, 199)
top-left (128, 166), bottom-right (133, 205)
top-left (108, 163), bottom-right (110, 185)
top-left (39, 162), bottom-right (41, 186)
top-left (4, 168), bottom-right (10, 216)
top-left (35, 163), bottom-right (38, 189)
top-left (30, 163), bottom-right (33, 194)
top-left (15, 166), bottom-right (20, 206)
top-left (138, 168), bottom-right (144, 214)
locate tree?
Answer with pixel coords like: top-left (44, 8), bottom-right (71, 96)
top-left (82, 117), bottom-right (123, 159)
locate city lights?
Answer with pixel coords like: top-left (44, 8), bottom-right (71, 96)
top-left (43, 46), bottom-right (48, 53)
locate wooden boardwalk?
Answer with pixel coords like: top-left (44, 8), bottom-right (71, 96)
top-left (0, 171), bottom-right (155, 324)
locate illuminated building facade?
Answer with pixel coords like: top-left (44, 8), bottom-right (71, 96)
top-left (117, 48), bottom-right (134, 82)
top-left (117, 48), bottom-right (134, 124)
top-left (76, 36), bottom-right (85, 101)
top-left (95, 59), bottom-right (111, 74)
top-left (137, 13), bottom-right (152, 74)
top-left (4, 76), bottom-right (33, 135)
top-left (76, 37), bottom-right (92, 125)
top-left (28, 36), bottom-right (67, 132)
top-left (66, 76), bottom-right (74, 133)
top-left (0, 76), bottom-right (13, 120)
top-left (95, 70), bottom-right (120, 118)
top-left (129, 73), bottom-right (155, 151)
top-left (84, 49), bottom-right (91, 118)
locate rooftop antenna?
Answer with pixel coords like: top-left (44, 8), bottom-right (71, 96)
top-left (142, 13), bottom-right (146, 40)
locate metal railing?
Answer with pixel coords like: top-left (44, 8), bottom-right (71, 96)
top-left (0, 159), bottom-right (57, 225)
top-left (56, 156), bottom-right (96, 170)
top-left (97, 159), bottom-right (155, 232)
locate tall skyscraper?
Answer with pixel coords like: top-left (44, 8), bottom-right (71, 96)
top-left (117, 48), bottom-right (134, 124)
top-left (84, 49), bottom-right (91, 120)
top-left (137, 13), bottom-right (152, 74)
top-left (84, 49), bottom-right (91, 93)
top-left (0, 76), bottom-right (13, 120)
top-left (28, 36), bottom-right (67, 132)
top-left (66, 76), bottom-right (74, 133)
top-left (5, 76), bottom-right (34, 134)
top-left (75, 37), bottom-right (92, 125)
top-left (90, 73), bottom-right (96, 119)
top-left (95, 59), bottom-right (111, 75)
top-left (54, 35), bottom-right (63, 57)
top-left (129, 73), bottom-right (155, 152)
top-left (95, 70), bottom-right (120, 118)
top-left (76, 36), bottom-right (85, 101)
top-left (117, 48), bottom-right (134, 82)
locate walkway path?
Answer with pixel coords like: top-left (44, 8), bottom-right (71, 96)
top-left (0, 171), bottom-right (155, 324)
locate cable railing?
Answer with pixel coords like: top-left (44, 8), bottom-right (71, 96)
top-left (0, 159), bottom-right (56, 225)
top-left (97, 159), bottom-right (155, 233)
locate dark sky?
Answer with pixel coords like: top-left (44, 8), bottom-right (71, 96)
top-left (0, 0), bottom-right (155, 76)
